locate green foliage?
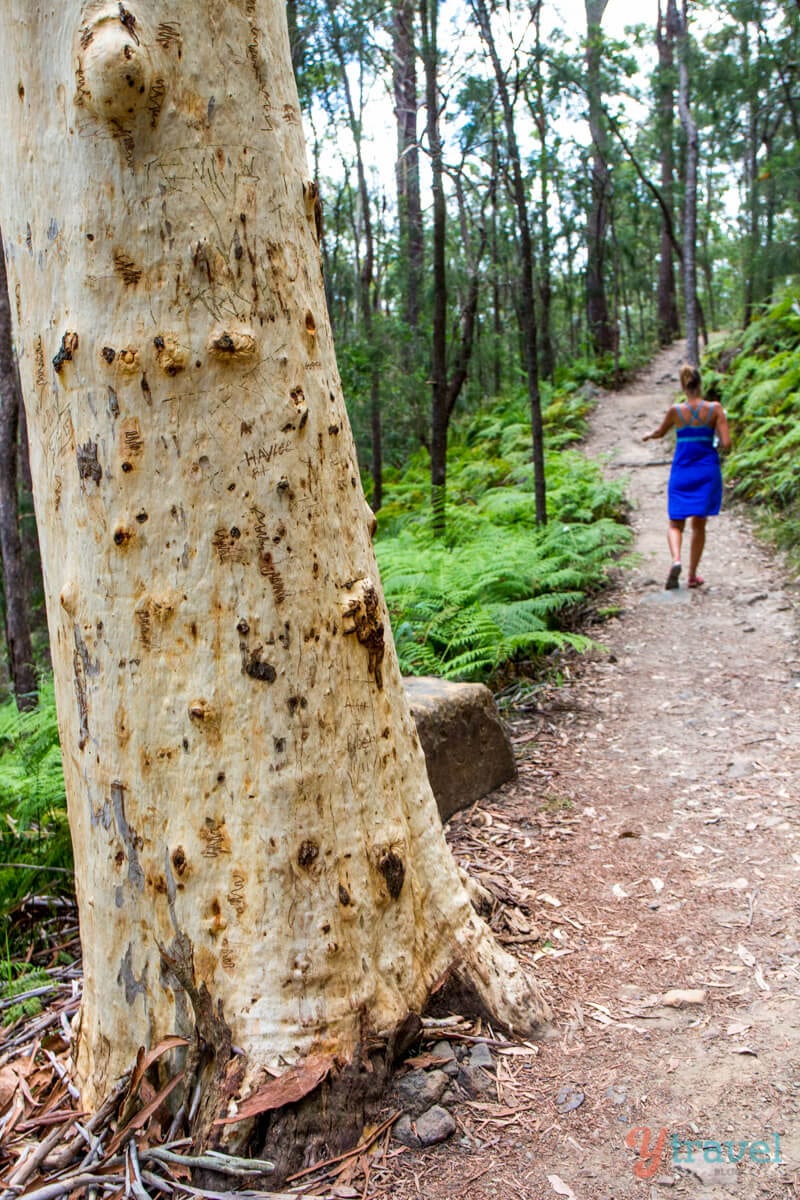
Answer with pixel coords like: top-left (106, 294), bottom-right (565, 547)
top-left (0, 960), bottom-right (50, 1025)
top-left (705, 292), bottom-right (800, 560)
top-left (0, 681), bottom-right (71, 915)
top-left (376, 385), bottom-right (631, 681)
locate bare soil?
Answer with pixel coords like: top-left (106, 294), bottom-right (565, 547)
top-left (371, 344), bottom-right (800, 1200)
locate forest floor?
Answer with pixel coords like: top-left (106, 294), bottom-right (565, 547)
top-left (4, 343), bottom-right (800, 1200)
top-left (371, 342), bottom-right (800, 1200)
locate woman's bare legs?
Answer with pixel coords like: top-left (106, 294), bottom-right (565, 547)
top-left (688, 517), bottom-right (707, 581)
top-left (668, 520), bottom-right (684, 563)
top-left (666, 519), bottom-right (685, 588)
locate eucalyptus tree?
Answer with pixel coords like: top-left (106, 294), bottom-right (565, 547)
top-left (0, 0), bottom-right (549, 1174)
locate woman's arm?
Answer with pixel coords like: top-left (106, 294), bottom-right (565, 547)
top-left (642, 407), bottom-right (676, 442)
top-left (713, 403), bottom-right (731, 451)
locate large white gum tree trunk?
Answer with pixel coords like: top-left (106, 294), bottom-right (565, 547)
top-left (0, 0), bottom-right (548, 1161)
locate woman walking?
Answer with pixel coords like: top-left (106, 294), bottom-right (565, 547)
top-left (643, 364), bottom-right (731, 590)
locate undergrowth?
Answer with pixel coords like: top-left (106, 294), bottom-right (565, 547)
top-left (704, 291), bottom-right (800, 565)
top-left (0, 958), bottom-right (50, 1025)
top-left (0, 680), bottom-right (72, 918)
top-left (0, 375), bottom-right (632, 913)
top-left (376, 383), bottom-right (631, 680)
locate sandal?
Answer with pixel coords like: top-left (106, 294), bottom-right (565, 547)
top-left (665, 563), bottom-right (681, 590)
top-left (688, 575), bottom-right (705, 588)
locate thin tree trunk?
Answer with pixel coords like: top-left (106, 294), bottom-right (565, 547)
top-left (762, 132), bottom-right (777, 307)
top-left (530, 4), bottom-right (555, 380)
top-left (323, 0), bottom-right (383, 508)
top-left (16, 397), bottom-right (47, 659)
top-left (471, 0), bottom-right (546, 524)
top-left (677, 0), bottom-right (699, 364)
top-left (393, 0), bottom-right (423, 336)
top-left (489, 122), bottom-right (503, 396)
top-left (0, 228), bottom-right (37, 708)
top-left (585, 0), bottom-right (615, 357)
top-left (742, 19), bottom-right (758, 326)
top-left (420, 0), bottom-right (448, 532)
top-left (0, 1), bottom-right (548, 1162)
top-left (656, 0), bottom-right (680, 345)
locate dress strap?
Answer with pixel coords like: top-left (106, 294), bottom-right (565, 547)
top-left (680, 400), bottom-right (715, 427)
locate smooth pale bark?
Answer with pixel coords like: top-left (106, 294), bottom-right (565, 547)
top-left (0, 0), bottom-right (547, 1127)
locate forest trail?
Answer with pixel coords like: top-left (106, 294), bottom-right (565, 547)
top-left (380, 344), bottom-right (800, 1200)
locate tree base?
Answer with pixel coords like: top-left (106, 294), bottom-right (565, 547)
top-left (202, 1015), bottom-right (421, 1187)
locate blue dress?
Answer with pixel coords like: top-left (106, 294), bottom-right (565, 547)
top-left (668, 403), bottom-right (722, 520)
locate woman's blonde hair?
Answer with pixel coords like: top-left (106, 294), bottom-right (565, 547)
top-left (680, 363), bottom-right (702, 394)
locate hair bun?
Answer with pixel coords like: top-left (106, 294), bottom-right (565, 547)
top-left (680, 363), bottom-right (701, 391)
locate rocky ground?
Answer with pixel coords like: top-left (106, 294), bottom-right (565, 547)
top-left (367, 344), bottom-right (800, 1200)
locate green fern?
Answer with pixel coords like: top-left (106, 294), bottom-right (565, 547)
top-left (706, 290), bottom-right (800, 566)
top-left (0, 681), bottom-right (72, 915)
top-left (376, 388), bottom-right (631, 682)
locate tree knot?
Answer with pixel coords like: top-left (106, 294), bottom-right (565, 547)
top-left (340, 577), bottom-right (385, 688)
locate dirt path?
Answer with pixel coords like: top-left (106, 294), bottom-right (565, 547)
top-left (374, 345), bottom-right (800, 1200)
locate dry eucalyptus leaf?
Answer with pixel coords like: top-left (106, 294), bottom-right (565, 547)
top-left (661, 988), bottom-right (707, 1007)
top-left (547, 1175), bottom-right (577, 1199)
top-left (736, 944), bottom-right (756, 967)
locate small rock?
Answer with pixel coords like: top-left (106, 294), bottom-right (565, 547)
top-left (414, 1104), bottom-right (456, 1147)
top-left (556, 1084), bottom-right (585, 1114)
top-left (397, 1068), bottom-right (448, 1116)
top-left (457, 1064), bottom-right (495, 1098)
top-left (432, 1040), bottom-right (458, 1076)
top-left (654, 1175), bottom-right (676, 1186)
top-left (440, 1087), bottom-right (458, 1107)
top-left (675, 1159), bottom-right (738, 1188)
top-left (605, 1084), bottom-right (627, 1106)
top-left (392, 1114), bottom-right (421, 1149)
top-left (469, 1042), bottom-right (495, 1071)
top-left (727, 756), bottom-right (755, 780)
